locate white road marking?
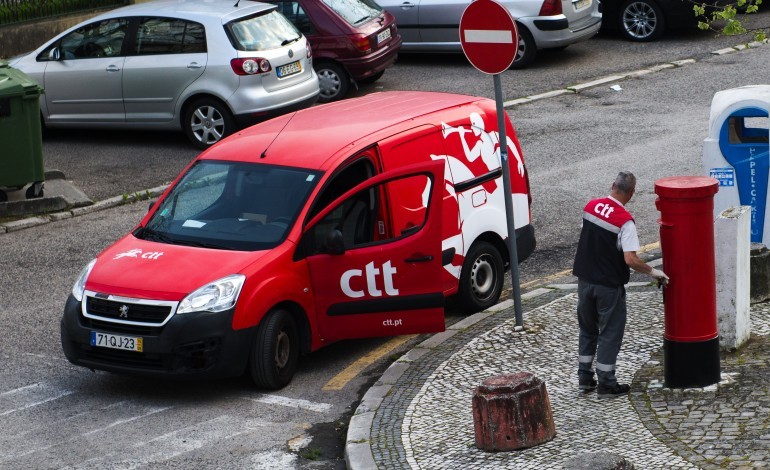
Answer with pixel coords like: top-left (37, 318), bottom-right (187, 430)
top-left (244, 394), bottom-right (332, 413)
top-left (246, 450), bottom-right (298, 469)
top-left (464, 30), bottom-right (513, 44)
top-left (82, 406), bottom-right (171, 436)
top-left (0, 382), bottom-right (74, 417)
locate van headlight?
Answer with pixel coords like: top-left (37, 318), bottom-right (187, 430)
top-left (177, 275), bottom-right (246, 314)
top-left (72, 259), bottom-right (97, 302)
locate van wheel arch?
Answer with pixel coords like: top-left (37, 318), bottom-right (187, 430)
top-left (457, 236), bottom-right (507, 314)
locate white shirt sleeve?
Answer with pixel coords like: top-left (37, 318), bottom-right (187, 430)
top-left (618, 220), bottom-right (640, 252)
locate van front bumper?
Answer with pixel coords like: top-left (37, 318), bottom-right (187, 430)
top-left (61, 295), bottom-right (255, 380)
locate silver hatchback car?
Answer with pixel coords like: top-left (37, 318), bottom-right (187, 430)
top-left (378, 0), bottom-right (602, 69)
top-left (10, 0), bottom-right (320, 149)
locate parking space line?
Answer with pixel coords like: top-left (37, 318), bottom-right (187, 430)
top-left (322, 335), bottom-right (416, 391)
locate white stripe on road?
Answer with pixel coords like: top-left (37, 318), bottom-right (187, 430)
top-left (0, 382), bottom-right (74, 417)
top-left (464, 30), bottom-right (513, 44)
top-left (244, 394), bottom-right (332, 413)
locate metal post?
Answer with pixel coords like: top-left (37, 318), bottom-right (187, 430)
top-left (493, 74), bottom-right (523, 327)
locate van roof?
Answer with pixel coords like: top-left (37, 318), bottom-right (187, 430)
top-left (204, 91), bottom-right (486, 170)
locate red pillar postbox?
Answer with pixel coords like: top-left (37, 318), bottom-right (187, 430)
top-left (655, 176), bottom-right (721, 388)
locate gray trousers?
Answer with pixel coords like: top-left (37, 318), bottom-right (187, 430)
top-left (577, 279), bottom-right (627, 387)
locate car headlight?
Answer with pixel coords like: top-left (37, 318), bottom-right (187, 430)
top-left (177, 275), bottom-right (246, 314)
top-left (72, 259), bottom-right (97, 302)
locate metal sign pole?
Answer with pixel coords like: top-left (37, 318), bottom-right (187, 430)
top-left (493, 73), bottom-right (523, 327)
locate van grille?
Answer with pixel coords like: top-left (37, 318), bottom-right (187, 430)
top-left (86, 297), bottom-right (172, 324)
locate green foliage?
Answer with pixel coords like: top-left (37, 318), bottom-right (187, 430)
top-left (694, 0), bottom-right (767, 42)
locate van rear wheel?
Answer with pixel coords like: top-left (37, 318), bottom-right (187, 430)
top-left (458, 241), bottom-right (504, 313)
top-left (249, 309), bottom-right (299, 390)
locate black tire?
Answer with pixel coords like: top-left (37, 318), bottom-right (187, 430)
top-left (250, 309), bottom-right (300, 390)
top-left (458, 241), bottom-right (504, 313)
top-left (25, 182), bottom-right (44, 199)
top-left (315, 62), bottom-right (350, 103)
top-left (183, 97), bottom-right (235, 150)
top-left (0, 190), bottom-right (7, 203)
top-left (358, 70), bottom-right (384, 85)
top-left (619, 0), bottom-right (665, 42)
top-left (510, 25), bottom-right (537, 70)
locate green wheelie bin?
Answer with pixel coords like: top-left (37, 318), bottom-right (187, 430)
top-left (0, 60), bottom-right (44, 202)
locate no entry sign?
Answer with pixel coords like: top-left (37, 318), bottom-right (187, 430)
top-left (459, 0), bottom-right (519, 75)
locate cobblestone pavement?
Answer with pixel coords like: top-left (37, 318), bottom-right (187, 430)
top-left (346, 283), bottom-right (770, 469)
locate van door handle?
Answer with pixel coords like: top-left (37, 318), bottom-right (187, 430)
top-left (405, 254), bottom-right (433, 263)
top-left (187, 62), bottom-right (203, 69)
top-left (105, 65), bottom-right (121, 72)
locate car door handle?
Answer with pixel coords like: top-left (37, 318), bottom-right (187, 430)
top-left (400, 2), bottom-right (416, 8)
top-left (405, 254), bottom-right (433, 263)
top-left (187, 62), bottom-right (203, 69)
top-left (105, 65), bottom-right (121, 72)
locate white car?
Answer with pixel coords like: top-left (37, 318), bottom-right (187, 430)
top-left (377, 0), bottom-right (602, 68)
top-left (9, 0), bottom-right (320, 149)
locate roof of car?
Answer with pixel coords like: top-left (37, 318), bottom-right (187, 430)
top-left (203, 91), bottom-right (487, 170)
top-left (99, 0), bottom-right (274, 22)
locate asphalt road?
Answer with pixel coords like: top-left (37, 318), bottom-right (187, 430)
top-left (2, 18), bottom-right (770, 468)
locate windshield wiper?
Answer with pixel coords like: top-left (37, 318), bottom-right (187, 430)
top-left (281, 35), bottom-right (301, 46)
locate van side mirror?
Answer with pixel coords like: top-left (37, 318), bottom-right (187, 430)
top-left (325, 229), bottom-right (345, 255)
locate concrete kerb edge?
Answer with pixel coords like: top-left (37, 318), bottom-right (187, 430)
top-left (0, 184), bottom-right (170, 234)
top-left (344, 289), bottom-right (554, 470)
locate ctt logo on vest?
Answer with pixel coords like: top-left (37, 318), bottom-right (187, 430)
top-left (594, 202), bottom-right (615, 218)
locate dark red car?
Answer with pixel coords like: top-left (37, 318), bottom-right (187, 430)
top-left (267, 0), bottom-right (402, 102)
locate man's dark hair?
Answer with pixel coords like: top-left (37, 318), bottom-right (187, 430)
top-left (614, 171), bottom-right (636, 194)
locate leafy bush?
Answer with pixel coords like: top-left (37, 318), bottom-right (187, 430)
top-left (0, 0), bottom-right (128, 26)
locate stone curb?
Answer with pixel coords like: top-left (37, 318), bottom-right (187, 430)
top-left (0, 184), bottom-right (169, 234)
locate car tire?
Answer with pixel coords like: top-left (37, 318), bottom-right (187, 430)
top-left (457, 241), bottom-right (504, 313)
top-left (315, 62), bottom-right (350, 103)
top-left (619, 0), bottom-right (665, 42)
top-left (249, 309), bottom-right (300, 390)
top-left (509, 25), bottom-right (537, 70)
top-left (358, 70), bottom-right (385, 85)
top-left (184, 97), bottom-right (235, 150)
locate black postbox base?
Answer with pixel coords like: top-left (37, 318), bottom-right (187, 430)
top-left (663, 337), bottom-right (721, 388)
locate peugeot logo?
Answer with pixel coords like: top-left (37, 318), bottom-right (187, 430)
top-left (288, 49), bottom-right (294, 59)
top-left (119, 305), bottom-right (129, 319)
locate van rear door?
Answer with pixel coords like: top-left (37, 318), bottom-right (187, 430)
top-left (302, 160), bottom-right (445, 341)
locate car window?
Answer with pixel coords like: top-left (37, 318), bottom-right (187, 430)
top-left (267, 1), bottom-right (317, 35)
top-left (39, 18), bottom-right (129, 61)
top-left (320, 0), bottom-right (381, 26)
top-left (139, 161), bottom-right (320, 251)
top-left (134, 17), bottom-right (206, 55)
top-left (226, 10), bottom-right (301, 51)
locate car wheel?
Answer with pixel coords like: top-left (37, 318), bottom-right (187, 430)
top-left (358, 70), bottom-right (385, 85)
top-left (249, 309), bottom-right (300, 390)
top-left (184, 97), bottom-right (235, 150)
top-left (458, 241), bottom-right (504, 313)
top-left (619, 0), bottom-right (665, 42)
top-left (315, 62), bottom-right (350, 103)
top-left (510, 25), bottom-right (536, 70)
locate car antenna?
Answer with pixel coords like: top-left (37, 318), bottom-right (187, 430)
top-left (260, 112), bottom-right (297, 159)
top-left (234, 0), bottom-right (240, 6)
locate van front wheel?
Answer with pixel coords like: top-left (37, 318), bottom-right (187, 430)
top-left (458, 241), bottom-right (504, 313)
top-left (249, 309), bottom-right (299, 390)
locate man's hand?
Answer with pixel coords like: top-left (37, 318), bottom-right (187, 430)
top-left (649, 268), bottom-right (669, 287)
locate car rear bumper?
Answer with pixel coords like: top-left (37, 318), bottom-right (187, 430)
top-left (228, 70), bottom-right (320, 117)
top-left (61, 295), bottom-right (255, 379)
top-left (337, 35), bottom-right (402, 81)
top-left (521, 12), bottom-right (602, 49)
top-left (515, 223), bottom-right (536, 264)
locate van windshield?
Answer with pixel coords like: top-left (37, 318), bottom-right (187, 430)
top-left (137, 161), bottom-right (321, 251)
top-left (227, 10), bottom-right (301, 51)
top-left (321, 0), bottom-right (382, 26)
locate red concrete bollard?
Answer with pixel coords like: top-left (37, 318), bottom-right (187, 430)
top-left (472, 372), bottom-right (556, 451)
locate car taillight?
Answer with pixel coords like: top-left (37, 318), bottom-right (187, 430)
top-left (307, 43), bottom-right (312, 59)
top-left (538, 0), bottom-right (563, 16)
top-left (230, 58), bottom-right (272, 76)
top-left (349, 33), bottom-right (372, 53)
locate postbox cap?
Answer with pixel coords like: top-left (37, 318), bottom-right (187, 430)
top-left (654, 176), bottom-right (719, 198)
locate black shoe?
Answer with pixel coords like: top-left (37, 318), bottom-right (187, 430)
top-left (597, 383), bottom-right (630, 398)
top-left (579, 377), bottom-right (597, 391)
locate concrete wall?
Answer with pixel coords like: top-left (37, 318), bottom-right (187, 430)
top-left (0, 1), bottom-right (150, 59)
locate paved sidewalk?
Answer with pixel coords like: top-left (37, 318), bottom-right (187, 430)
top-left (346, 282), bottom-right (770, 469)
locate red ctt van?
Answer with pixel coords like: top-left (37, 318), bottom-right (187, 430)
top-left (61, 91), bottom-right (536, 389)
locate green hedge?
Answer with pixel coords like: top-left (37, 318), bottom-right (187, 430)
top-left (0, 0), bottom-right (129, 26)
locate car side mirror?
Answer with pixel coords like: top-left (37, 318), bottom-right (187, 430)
top-left (324, 229), bottom-right (345, 255)
top-left (48, 47), bottom-right (61, 61)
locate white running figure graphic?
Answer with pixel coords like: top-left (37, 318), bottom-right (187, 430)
top-left (113, 248), bottom-right (142, 259)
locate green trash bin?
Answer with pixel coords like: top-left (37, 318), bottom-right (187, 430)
top-left (0, 60), bottom-right (44, 202)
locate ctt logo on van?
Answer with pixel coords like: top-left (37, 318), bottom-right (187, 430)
top-left (113, 248), bottom-right (164, 260)
top-left (341, 261), bottom-right (399, 298)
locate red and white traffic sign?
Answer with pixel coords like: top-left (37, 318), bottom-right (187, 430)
top-left (459, 0), bottom-right (519, 75)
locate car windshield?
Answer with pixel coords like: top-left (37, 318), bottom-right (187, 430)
top-left (138, 161), bottom-right (321, 251)
top-left (227, 10), bottom-right (301, 51)
top-left (321, 0), bottom-right (382, 26)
